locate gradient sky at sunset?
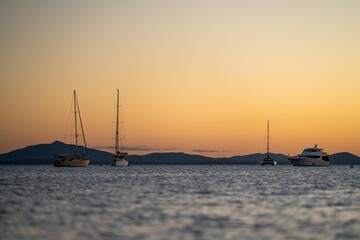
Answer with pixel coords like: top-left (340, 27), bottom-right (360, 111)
top-left (1, 0), bottom-right (359, 157)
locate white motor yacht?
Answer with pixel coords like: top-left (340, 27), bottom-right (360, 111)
top-left (288, 145), bottom-right (330, 166)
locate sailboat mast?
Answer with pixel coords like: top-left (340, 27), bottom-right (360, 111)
top-left (74, 90), bottom-right (78, 154)
top-left (115, 89), bottom-right (119, 155)
top-left (76, 93), bottom-right (88, 155)
top-left (267, 120), bottom-right (270, 158)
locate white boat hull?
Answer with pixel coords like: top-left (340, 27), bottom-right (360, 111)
top-left (288, 157), bottom-right (330, 166)
top-left (111, 157), bottom-right (129, 167)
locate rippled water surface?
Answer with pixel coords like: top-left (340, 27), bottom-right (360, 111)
top-left (1, 165), bottom-right (360, 239)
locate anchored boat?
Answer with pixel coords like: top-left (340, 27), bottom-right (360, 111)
top-left (288, 144), bottom-right (330, 166)
top-left (54, 91), bottom-right (90, 167)
top-left (111, 89), bottom-right (129, 167)
top-left (260, 120), bottom-right (277, 166)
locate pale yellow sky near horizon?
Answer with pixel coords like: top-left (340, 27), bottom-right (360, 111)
top-left (0, 0), bottom-right (359, 157)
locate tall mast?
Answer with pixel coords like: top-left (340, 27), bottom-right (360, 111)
top-left (267, 120), bottom-right (270, 158)
top-left (76, 92), bottom-right (88, 155)
top-left (115, 89), bottom-right (119, 154)
top-left (74, 90), bottom-right (78, 154)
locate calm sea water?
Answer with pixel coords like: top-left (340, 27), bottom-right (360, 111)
top-left (1, 165), bottom-right (360, 240)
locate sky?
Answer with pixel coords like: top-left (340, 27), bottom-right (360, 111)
top-left (0, 0), bottom-right (359, 157)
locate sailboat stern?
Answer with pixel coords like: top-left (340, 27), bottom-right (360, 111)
top-left (111, 155), bottom-right (129, 167)
top-left (260, 156), bottom-right (277, 166)
top-left (54, 154), bottom-right (90, 167)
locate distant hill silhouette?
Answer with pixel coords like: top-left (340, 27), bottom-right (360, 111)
top-left (0, 141), bottom-right (113, 165)
top-left (330, 152), bottom-right (360, 165)
top-left (130, 152), bottom-right (227, 165)
top-left (229, 153), bottom-right (290, 165)
top-left (0, 141), bottom-right (359, 165)
top-left (130, 152), bottom-right (290, 165)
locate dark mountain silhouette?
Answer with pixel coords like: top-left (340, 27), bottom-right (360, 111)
top-left (130, 152), bottom-right (229, 165)
top-left (229, 153), bottom-right (290, 165)
top-left (330, 152), bottom-right (360, 165)
top-left (0, 141), bottom-right (359, 165)
top-left (0, 141), bottom-right (113, 165)
top-left (130, 152), bottom-right (290, 165)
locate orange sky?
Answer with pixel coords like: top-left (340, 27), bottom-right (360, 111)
top-left (0, 1), bottom-right (359, 157)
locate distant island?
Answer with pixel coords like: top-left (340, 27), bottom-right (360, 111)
top-left (0, 141), bottom-right (359, 165)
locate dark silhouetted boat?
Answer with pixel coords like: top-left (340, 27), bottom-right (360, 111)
top-left (260, 120), bottom-right (277, 166)
top-left (54, 91), bottom-right (90, 167)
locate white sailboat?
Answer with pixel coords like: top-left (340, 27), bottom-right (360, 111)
top-left (111, 89), bottom-right (129, 167)
top-left (260, 120), bottom-right (277, 166)
top-left (54, 91), bottom-right (90, 167)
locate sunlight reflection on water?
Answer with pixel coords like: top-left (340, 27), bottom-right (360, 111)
top-left (1, 165), bottom-right (360, 239)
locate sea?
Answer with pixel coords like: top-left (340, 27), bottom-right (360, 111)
top-left (1, 165), bottom-right (360, 240)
